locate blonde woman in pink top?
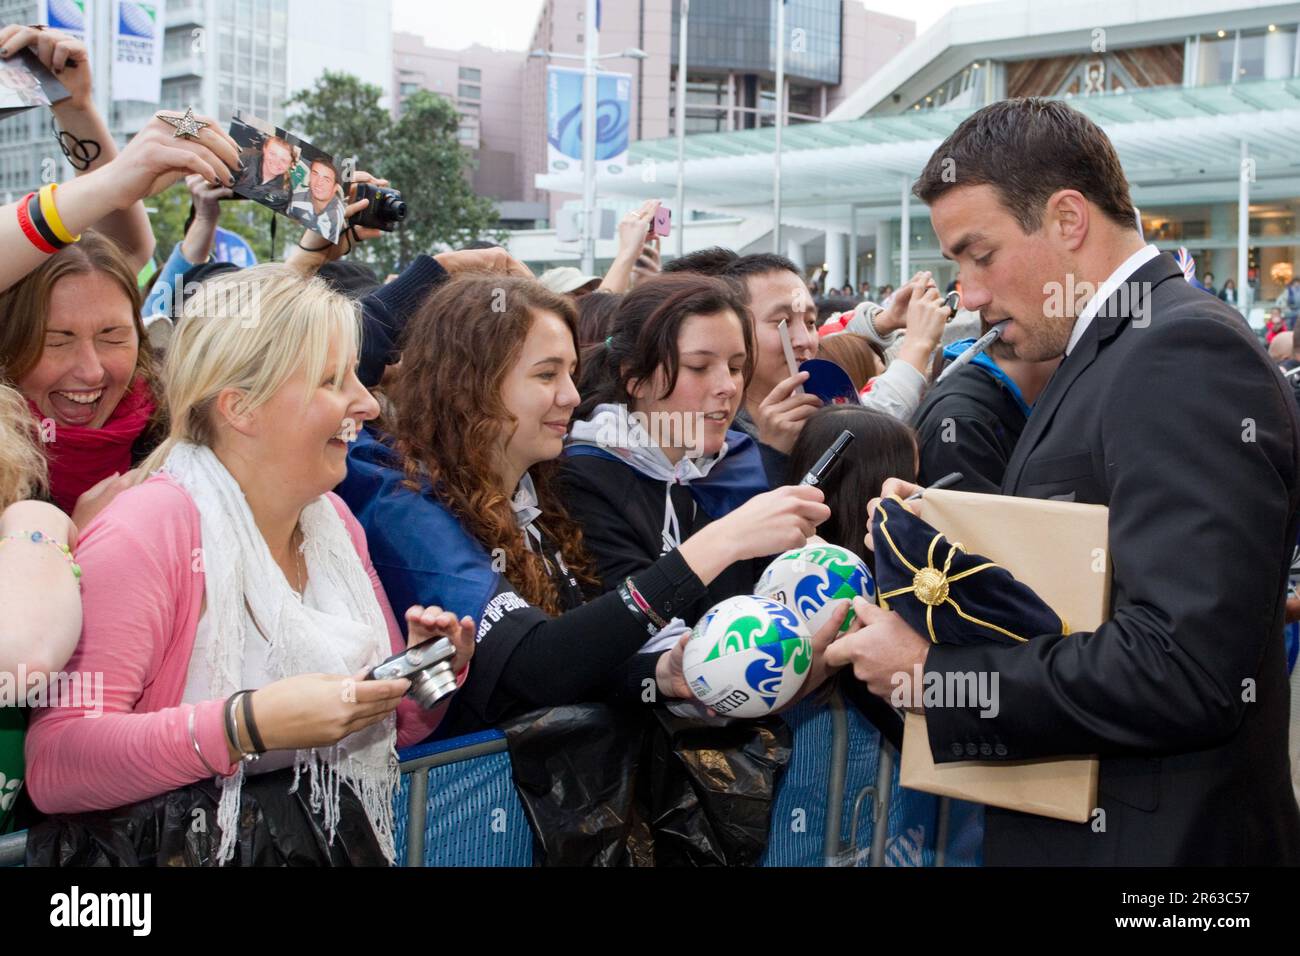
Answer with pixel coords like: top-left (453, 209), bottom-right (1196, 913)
top-left (24, 264), bottom-right (474, 866)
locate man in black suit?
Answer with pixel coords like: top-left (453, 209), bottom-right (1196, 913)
top-left (827, 98), bottom-right (1300, 865)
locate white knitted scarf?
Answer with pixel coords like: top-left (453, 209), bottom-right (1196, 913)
top-left (163, 442), bottom-right (399, 864)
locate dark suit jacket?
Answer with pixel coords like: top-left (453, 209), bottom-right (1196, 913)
top-left (923, 252), bottom-right (1300, 865)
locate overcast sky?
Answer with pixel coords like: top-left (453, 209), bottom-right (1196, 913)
top-left (391, 0), bottom-right (992, 52)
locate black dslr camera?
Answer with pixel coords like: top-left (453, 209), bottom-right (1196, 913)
top-left (352, 183), bottom-right (408, 232)
top-left (366, 636), bottom-right (457, 708)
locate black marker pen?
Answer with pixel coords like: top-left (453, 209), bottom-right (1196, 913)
top-left (799, 429), bottom-right (855, 487)
top-left (905, 471), bottom-right (964, 501)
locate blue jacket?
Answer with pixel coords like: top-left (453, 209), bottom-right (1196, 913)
top-left (337, 427), bottom-right (499, 634)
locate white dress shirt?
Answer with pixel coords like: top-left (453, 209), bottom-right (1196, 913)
top-left (1065, 244), bottom-right (1161, 355)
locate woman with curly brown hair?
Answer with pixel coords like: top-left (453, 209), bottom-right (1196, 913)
top-left (338, 273), bottom-right (827, 736)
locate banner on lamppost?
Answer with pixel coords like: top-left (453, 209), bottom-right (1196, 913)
top-left (38, 0), bottom-right (92, 44)
top-left (110, 0), bottom-right (164, 103)
top-left (546, 65), bottom-right (631, 177)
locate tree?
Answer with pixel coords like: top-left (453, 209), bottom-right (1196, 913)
top-left (379, 90), bottom-right (503, 267)
top-left (284, 70), bottom-right (389, 170)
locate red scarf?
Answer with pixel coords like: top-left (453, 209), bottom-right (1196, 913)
top-left (30, 376), bottom-right (157, 514)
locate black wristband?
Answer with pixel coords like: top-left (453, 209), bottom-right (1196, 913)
top-left (26, 192), bottom-right (66, 250)
top-left (240, 689), bottom-right (267, 754)
top-left (617, 577), bottom-right (664, 637)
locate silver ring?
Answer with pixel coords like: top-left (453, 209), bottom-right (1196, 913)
top-left (155, 105), bottom-right (209, 141)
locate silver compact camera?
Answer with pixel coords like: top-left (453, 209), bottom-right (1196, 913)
top-left (367, 637), bottom-right (458, 709)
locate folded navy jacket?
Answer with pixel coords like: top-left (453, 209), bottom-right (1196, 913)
top-left (870, 496), bottom-right (1068, 645)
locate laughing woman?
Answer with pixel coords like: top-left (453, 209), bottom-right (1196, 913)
top-left (338, 274), bottom-right (827, 737)
top-left (0, 232), bottom-right (165, 530)
top-left (24, 265), bottom-right (473, 866)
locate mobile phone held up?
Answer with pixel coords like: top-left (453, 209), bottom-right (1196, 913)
top-left (652, 205), bottom-right (671, 238)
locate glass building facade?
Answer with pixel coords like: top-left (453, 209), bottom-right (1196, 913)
top-left (669, 0), bottom-right (843, 134)
top-left (866, 19), bottom-right (1300, 317)
top-left (0, 0), bottom-right (294, 201)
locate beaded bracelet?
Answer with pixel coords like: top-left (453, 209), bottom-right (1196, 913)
top-left (0, 530), bottom-right (82, 581)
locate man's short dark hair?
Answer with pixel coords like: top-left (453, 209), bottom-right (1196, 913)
top-left (913, 98), bottom-right (1138, 234)
top-left (721, 252), bottom-right (801, 284)
top-left (662, 246), bottom-right (739, 276)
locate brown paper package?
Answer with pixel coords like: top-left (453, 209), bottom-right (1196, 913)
top-left (897, 487), bottom-right (1111, 823)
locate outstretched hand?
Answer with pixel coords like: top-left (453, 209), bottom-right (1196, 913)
top-left (404, 604), bottom-right (476, 676)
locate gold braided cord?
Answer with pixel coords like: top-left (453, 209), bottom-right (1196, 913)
top-left (875, 496), bottom-right (920, 575)
top-left (874, 498), bottom-right (1036, 645)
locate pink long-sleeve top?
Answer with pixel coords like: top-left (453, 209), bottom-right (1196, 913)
top-left (24, 473), bottom-right (453, 814)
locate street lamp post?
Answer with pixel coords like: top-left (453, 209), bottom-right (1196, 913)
top-left (530, 35), bottom-right (648, 274)
top-left (675, 0), bottom-right (689, 259)
top-left (581, 0), bottom-right (599, 275)
top-left (773, 0), bottom-right (786, 253)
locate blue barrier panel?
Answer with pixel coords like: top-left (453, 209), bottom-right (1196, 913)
top-left (395, 752), bottom-right (532, 867)
top-left (941, 800), bottom-right (985, 867)
top-left (395, 710), bottom-right (985, 867)
top-left (841, 700), bottom-right (939, 866)
top-left (760, 698), bottom-right (833, 867)
top-left (396, 730), bottom-right (532, 867)
top-left (760, 694), bottom-right (985, 867)
top-left (837, 701), bottom-right (984, 867)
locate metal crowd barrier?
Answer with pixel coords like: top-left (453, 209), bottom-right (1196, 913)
top-left (0, 829), bottom-right (23, 867)
top-left (0, 695), bottom-right (983, 868)
top-left (392, 689), bottom-right (982, 868)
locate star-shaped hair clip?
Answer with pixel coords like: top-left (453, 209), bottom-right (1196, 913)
top-left (156, 106), bottom-right (209, 141)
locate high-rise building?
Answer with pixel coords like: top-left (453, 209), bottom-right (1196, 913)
top-left (0, 0), bottom-right (391, 203)
top-left (393, 1), bottom-right (913, 230)
top-left (526, 0), bottom-right (1300, 311)
top-left (392, 32), bottom-right (543, 228)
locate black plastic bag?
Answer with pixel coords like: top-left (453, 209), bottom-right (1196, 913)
top-left (641, 709), bottom-right (792, 867)
top-left (502, 703), bottom-right (792, 867)
top-left (27, 768), bottom-right (389, 867)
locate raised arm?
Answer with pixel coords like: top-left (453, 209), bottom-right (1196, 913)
top-left (0, 82), bottom-right (238, 295)
top-left (0, 24), bottom-right (158, 271)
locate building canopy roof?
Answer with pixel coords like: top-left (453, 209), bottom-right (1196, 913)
top-left (536, 78), bottom-right (1300, 233)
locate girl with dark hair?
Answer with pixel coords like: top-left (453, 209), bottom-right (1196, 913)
top-left (785, 404), bottom-right (918, 573)
top-left (561, 273), bottom-right (844, 683)
top-left (338, 274), bottom-right (825, 736)
top-left (575, 290), bottom-right (623, 347)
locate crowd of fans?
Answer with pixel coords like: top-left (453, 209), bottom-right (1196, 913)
top-left (1, 24), bottom-right (1297, 866)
